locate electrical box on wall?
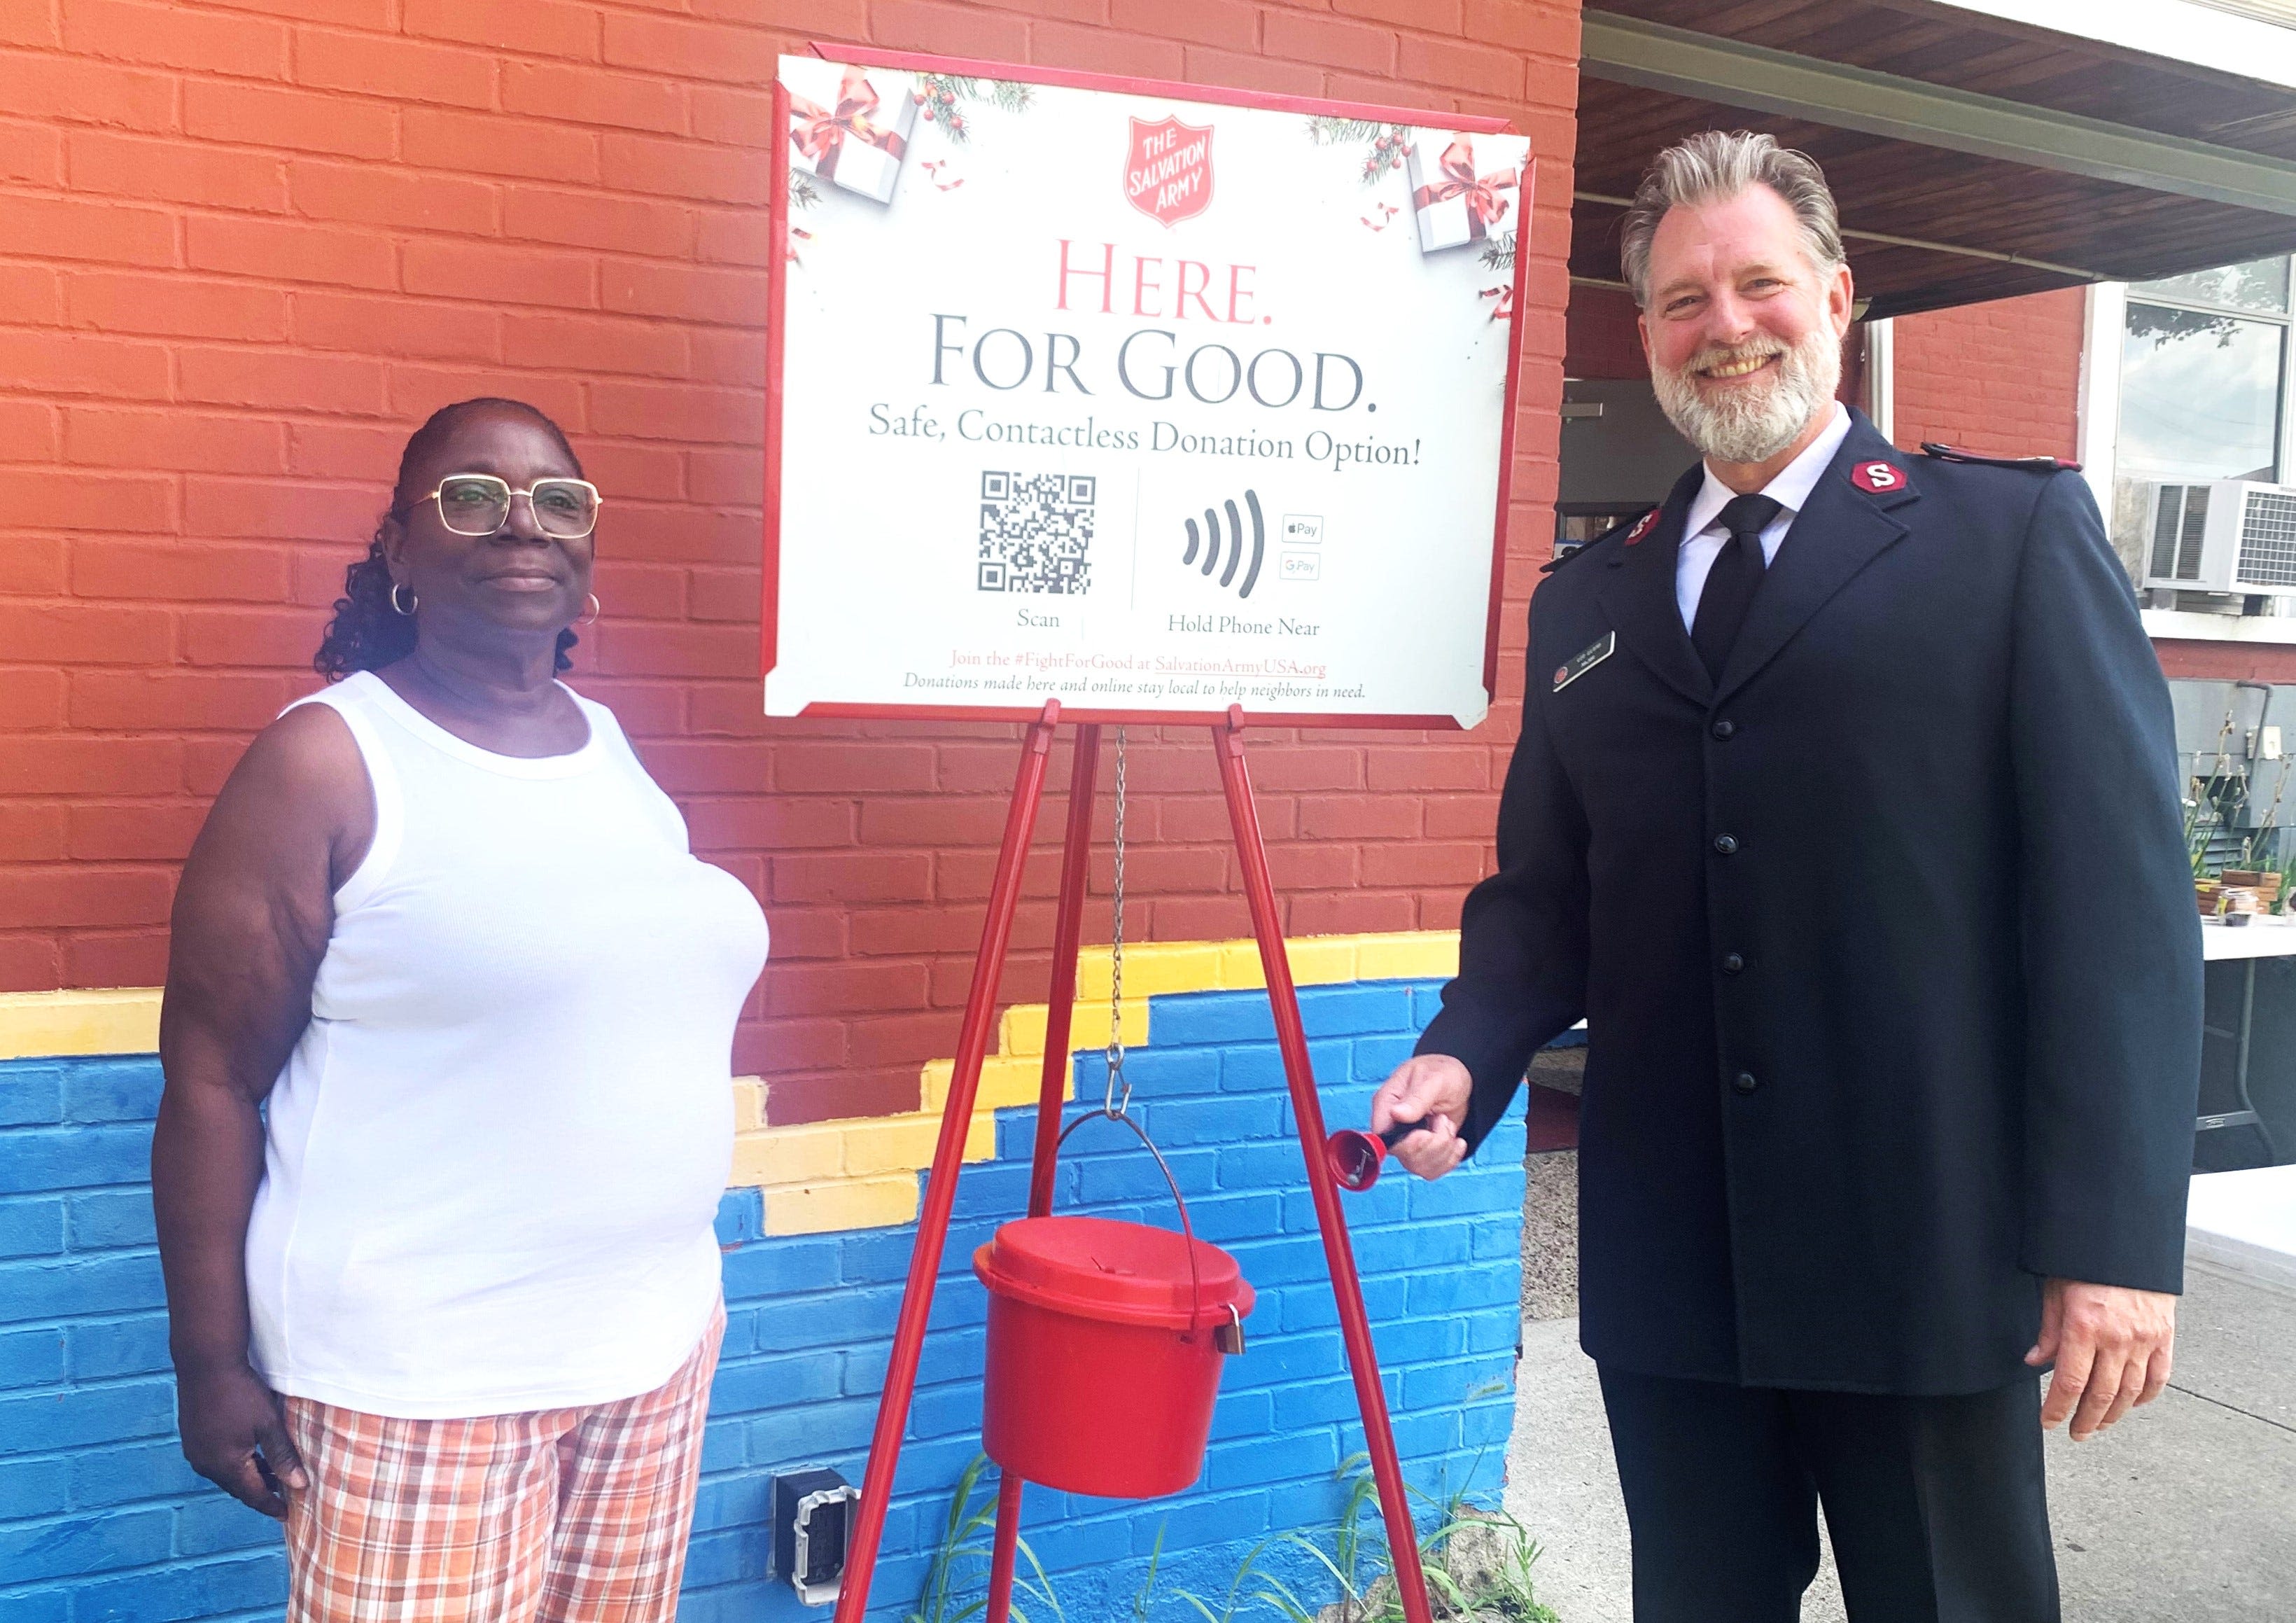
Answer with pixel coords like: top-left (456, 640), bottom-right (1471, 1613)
top-left (2145, 480), bottom-right (2296, 597)
top-left (771, 1468), bottom-right (859, 1608)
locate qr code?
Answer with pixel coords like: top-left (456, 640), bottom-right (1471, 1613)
top-left (977, 471), bottom-right (1094, 595)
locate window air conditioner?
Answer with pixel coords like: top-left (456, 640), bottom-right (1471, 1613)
top-left (2144, 480), bottom-right (2296, 596)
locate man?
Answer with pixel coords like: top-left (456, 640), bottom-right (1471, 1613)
top-left (1372, 131), bottom-right (2200, 1622)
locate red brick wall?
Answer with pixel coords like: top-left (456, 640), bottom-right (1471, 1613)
top-left (0, 0), bottom-right (1581, 1124)
top-left (1889, 288), bottom-right (2083, 461)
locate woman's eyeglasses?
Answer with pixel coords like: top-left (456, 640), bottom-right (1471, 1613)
top-left (419, 475), bottom-right (603, 540)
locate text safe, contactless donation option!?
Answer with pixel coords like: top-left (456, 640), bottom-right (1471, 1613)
top-left (769, 55), bottom-right (1532, 727)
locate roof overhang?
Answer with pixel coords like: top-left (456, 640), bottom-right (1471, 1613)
top-left (1574, 0), bottom-right (2296, 318)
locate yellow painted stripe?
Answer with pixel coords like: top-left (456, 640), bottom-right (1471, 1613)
top-left (0, 989), bottom-right (163, 1061)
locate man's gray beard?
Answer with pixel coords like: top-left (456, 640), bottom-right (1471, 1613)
top-left (1653, 326), bottom-right (1842, 465)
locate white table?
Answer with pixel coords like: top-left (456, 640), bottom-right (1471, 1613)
top-left (2198, 919), bottom-right (2296, 1157)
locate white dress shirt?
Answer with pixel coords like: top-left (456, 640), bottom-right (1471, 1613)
top-left (1674, 404), bottom-right (1853, 632)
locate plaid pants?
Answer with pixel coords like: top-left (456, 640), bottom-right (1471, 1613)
top-left (283, 1304), bottom-right (724, 1623)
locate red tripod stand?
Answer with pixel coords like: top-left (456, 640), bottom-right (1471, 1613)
top-left (829, 702), bottom-right (1438, 1623)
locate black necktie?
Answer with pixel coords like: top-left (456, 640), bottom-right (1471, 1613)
top-left (1691, 494), bottom-right (1784, 683)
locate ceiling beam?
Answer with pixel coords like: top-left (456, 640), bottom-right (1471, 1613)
top-left (1572, 188), bottom-right (2108, 279)
top-left (1580, 10), bottom-right (2296, 219)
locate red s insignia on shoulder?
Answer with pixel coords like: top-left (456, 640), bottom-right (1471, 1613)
top-left (1623, 510), bottom-right (1658, 544)
top-left (1851, 461), bottom-right (1905, 494)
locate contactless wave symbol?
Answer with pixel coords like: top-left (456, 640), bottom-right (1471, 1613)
top-left (1182, 489), bottom-right (1266, 599)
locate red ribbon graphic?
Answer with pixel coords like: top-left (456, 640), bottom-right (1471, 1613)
top-left (788, 67), bottom-right (906, 181)
top-left (1411, 138), bottom-right (1518, 239)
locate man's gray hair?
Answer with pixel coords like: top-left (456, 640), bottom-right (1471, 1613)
top-left (1618, 131), bottom-right (1845, 307)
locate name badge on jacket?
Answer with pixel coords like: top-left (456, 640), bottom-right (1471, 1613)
top-left (1553, 631), bottom-right (1615, 692)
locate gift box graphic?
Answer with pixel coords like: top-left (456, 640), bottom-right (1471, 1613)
top-left (785, 60), bottom-right (916, 204)
top-left (1406, 134), bottom-right (1518, 253)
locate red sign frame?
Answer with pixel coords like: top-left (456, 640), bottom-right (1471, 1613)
top-left (763, 46), bottom-right (1532, 731)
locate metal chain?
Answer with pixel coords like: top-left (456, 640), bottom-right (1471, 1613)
top-left (1104, 725), bottom-right (1130, 1117)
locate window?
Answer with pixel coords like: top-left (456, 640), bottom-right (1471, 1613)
top-left (2113, 258), bottom-right (2292, 605)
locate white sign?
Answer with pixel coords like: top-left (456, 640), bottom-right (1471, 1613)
top-left (766, 54), bottom-right (1532, 727)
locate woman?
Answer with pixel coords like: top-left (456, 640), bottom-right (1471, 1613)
top-left (154, 398), bottom-right (769, 1621)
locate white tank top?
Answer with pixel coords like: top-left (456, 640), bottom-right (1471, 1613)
top-left (245, 671), bottom-right (769, 1417)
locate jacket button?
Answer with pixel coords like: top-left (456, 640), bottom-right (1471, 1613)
top-left (1722, 953), bottom-right (1745, 973)
top-left (1712, 834), bottom-right (1739, 855)
top-left (1712, 718), bottom-right (1736, 739)
top-left (1732, 1071), bottom-right (1759, 1095)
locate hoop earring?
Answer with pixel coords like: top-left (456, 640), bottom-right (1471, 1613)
top-left (577, 593), bottom-right (601, 627)
top-left (390, 583), bottom-right (418, 616)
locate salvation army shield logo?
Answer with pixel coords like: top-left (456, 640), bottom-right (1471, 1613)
top-left (1126, 116), bottom-right (1214, 226)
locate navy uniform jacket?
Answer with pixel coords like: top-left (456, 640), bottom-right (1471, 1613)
top-left (1419, 408), bottom-right (2202, 1395)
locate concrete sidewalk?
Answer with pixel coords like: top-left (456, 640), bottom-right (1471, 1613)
top-left (1503, 1266), bottom-right (2296, 1621)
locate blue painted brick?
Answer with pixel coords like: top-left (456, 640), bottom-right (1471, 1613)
top-left (1204, 1428), bottom-right (1338, 1491)
top-left (1460, 1399), bottom-right (1513, 1448)
top-left (713, 1187), bottom-right (764, 1246)
top-left (1371, 1315), bottom-right (1469, 1369)
top-left (1214, 1143), bottom-right (1301, 1190)
top-left (1135, 1486), bottom-right (1270, 1552)
top-left (1352, 1221), bottom-right (1470, 1273)
top-left (1272, 1372), bottom-right (1399, 1431)
top-left (841, 1343), bottom-right (890, 1397)
top-left (1225, 1236), bottom-right (1336, 1288)
top-left (890, 1434), bottom-right (995, 1497)
top-left (1402, 1355), bottom-right (1515, 1410)
top-left (1406, 1266), bottom-right (1519, 1315)
top-left (1077, 1044), bottom-right (1220, 1099)
top-left (689, 1470), bottom-right (771, 1533)
top-left (0, 1203), bottom-right (62, 1267)
top-left (1206, 1388), bottom-right (1272, 1442)
top-left (0, 1125), bottom-right (153, 1197)
top-left (0, 1326), bottom-right (63, 1391)
top-left (1264, 1475), bottom-right (1352, 1536)
top-left (752, 1287), bottom-right (901, 1353)
top-left (1016, 1511), bottom-right (1133, 1569)
top-left (1293, 984), bottom-right (1413, 1038)
top-left (71, 1550), bottom-right (288, 1623)
top-left (674, 1580), bottom-right (778, 1623)
top-left (841, 1229), bottom-right (923, 1286)
top-left (1180, 1191), bottom-right (1281, 1245)
top-left (680, 1524), bottom-right (772, 1590)
top-left (720, 1237), bottom-right (838, 1302)
top-left (1217, 1043), bottom-right (1287, 1094)
top-left (746, 1396), bottom-right (877, 1465)
top-left (1406, 1169), bottom-right (1524, 1220)
top-left (1472, 1223), bottom-right (1525, 1262)
top-left (905, 1381), bottom-right (981, 1440)
top-left (1469, 1314), bottom-right (1522, 1355)
top-left (64, 1189), bottom-right (156, 1252)
top-left (1275, 1275), bottom-right (1408, 1332)
top-left (1224, 1330), bottom-right (1343, 1391)
top-left (708, 1351), bottom-right (842, 1418)
top-left (0, 1252), bottom-right (164, 1327)
top-left (953, 1159), bottom-right (1065, 1217)
top-left (63, 1061), bottom-right (164, 1124)
top-left (69, 1439), bottom-right (202, 1508)
top-left (68, 1315), bottom-right (172, 1381)
top-left (1148, 990), bottom-right (1275, 1047)
top-left (0, 1455), bottom-right (68, 1519)
top-left (699, 1418), bottom-right (746, 1473)
top-left (0, 1067), bottom-right (64, 1127)
top-left (1076, 1147), bottom-right (1216, 1205)
top-left (176, 1493), bottom-right (282, 1556)
top-left (1139, 1095), bottom-right (1281, 1148)
top-left (1349, 1033), bottom-right (1419, 1080)
top-left (0, 1593), bottom-right (70, 1623)
top-left (922, 1324), bottom-right (986, 1383)
top-left (0, 1505), bottom-right (172, 1580)
top-left (0, 1378), bottom-right (174, 1456)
